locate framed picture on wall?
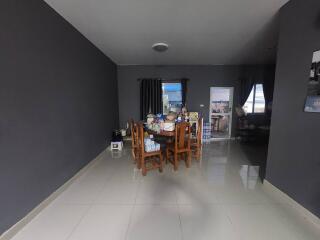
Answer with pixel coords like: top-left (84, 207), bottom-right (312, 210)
top-left (304, 50), bottom-right (320, 112)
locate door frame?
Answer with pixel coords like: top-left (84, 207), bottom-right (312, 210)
top-left (209, 87), bottom-right (234, 140)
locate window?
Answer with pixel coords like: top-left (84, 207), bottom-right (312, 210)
top-left (162, 82), bottom-right (183, 115)
top-left (243, 84), bottom-right (265, 114)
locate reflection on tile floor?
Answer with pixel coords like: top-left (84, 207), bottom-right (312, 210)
top-left (11, 141), bottom-right (320, 240)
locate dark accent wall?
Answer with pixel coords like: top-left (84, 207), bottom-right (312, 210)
top-left (117, 65), bottom-right (274, 135)
top-left (0, 0), bottom-right (118, 234)
top-left (266, 0), bottom-right (320, 218)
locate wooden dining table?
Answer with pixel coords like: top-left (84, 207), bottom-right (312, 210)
top-left (146, 129), bottom-right (175, 137)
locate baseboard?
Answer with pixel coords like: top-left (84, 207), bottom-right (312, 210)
top-left (0, 149), bottom-right (106, 240)
top-left (203, 138), bottom-right (235, 143)
top-left (263, 180), bottom-right (320, 228)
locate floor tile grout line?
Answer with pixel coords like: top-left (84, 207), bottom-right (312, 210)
top-left (64, 150), bottom-right (117, 240)
top-left (172, 171), bottom-right (183, 240)
top-left (123, 204), bottom-right (136, 240)
top-left (177, 204), bottom-right (185, 240)
top-left (222, 204), bottom-right (247, 240)
top-left (16, 142), bottom-right (311, 240)
top-left (67, 150), bottom-right (138, 240)
top-left (124, 171), bottom-right (141, 240)
top-left (63, 157), bottom-right (112, 240)
top-left (64, 204), bottom-right (94, 240)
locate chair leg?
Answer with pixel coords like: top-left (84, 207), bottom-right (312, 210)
top-left (165, 149), bottom-right (168, 164)
top-left (132, 148), bottom-right (136, 163)
top-left (137, 155), bottom-right (141, 170)
top-left (166, 148), bottom-right (170, 164)
top-left (197, 147), bottom-right (201, 160)
top-left (174, 152), bottom-right (178, 171)
top-left (186, 151), bottom-right (191, 168)
top-left (193, 148), bottom-right (197, 160)
top-left (159, 153), bottom-right (163, 173)
top-left (141, 157), bottom-right (147, 176)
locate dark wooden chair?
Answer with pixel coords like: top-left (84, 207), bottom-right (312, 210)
top-left (191, 118), bottom-right (203, 160)
top-left (137, 124), bottom-right (163, 176)
top-left (166, 122), bottom-right (191, 171)
top-left (130, 120), bottom-right (140, 165)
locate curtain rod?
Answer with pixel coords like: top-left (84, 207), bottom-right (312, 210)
top-left (137, 78), bottom-right (162, 82)
top-left (137, 78), bottom-right (189, 82)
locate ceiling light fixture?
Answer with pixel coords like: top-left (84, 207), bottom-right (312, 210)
top-left (152, 43), bottom-right (169, 52)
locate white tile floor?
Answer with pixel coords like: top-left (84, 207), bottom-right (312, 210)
top-left (11, 141), bottom-right (320, 240)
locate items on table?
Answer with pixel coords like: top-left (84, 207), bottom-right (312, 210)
top-left (163, 122), bottom-right (175, 131)
top-left (145, 111), bottom-right (200, 132)
top-left (146, 112), bottom-right (170, 132)
top-left (181, 105), bottom-right (188, 115)
top-left (147, 122), bottom-right (161, 133)
top-left (146, 113), bottom-right (162, 132)
top-left (166, 112), bottom-right (177, 121)
top-left (147, 113), bottom-right (156, 125)
top-left (163, 112), bottom-right (176, 131)
top-left (144, 137), bottom-right (161, 152)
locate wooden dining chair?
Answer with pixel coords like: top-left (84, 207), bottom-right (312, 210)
top-left (137, 124), bottom-right (163, 176)
top-left (130, 119), bottom-right (139, 165)
top-left (166, 122), bottom-right (191, 171)
top-left (191, 118), bottom-right (203, 160)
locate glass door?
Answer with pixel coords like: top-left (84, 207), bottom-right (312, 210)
top-left (209, 87), bottom-right (234, 139)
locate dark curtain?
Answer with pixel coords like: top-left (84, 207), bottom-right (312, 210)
top-left (263, 75), bottom-right (275, 124)
top-left (140, 79), bottom-right (163, 120)
top-left (181, 78), bottom-right (188, 106)
top-left (240, 77), bottom-right (255, 106)
top-left (263, 78), bottom-right (275, 106)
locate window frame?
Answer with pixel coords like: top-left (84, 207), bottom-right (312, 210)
top-left (245, 83), bottom-right (266, 115)
top-left (161, 81), bottom-right (183, 115)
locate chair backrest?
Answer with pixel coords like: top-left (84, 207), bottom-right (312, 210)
top-left (175, 122), bottom-right (191, 150)
top-left (137, 123), bottom-right (145, 154)
top-left (130, 119), bottom-right (139, 147)
top-left (130, 119), bottom-right (134, 141)
top-left (197, 118), bottom-right (203, 145)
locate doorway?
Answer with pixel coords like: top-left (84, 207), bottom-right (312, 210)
top-left (209, 87), bottom-right (234, 140)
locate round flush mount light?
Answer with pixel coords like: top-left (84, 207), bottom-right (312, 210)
top-left (152, 43), bottom-right (169, 52)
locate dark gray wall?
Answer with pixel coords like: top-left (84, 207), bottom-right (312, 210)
top-left (0, 0), bottom-right (118, 234)
top-left (266, 0), bottom-right (320, 217)
top-left (117, 65), bottom-right (274, 136)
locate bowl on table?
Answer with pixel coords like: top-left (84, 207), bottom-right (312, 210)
top-left (163, 122), bottom-right (175, 131)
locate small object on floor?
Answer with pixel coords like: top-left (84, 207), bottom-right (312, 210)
top-left (111, 141), bottom-right (123, 151)
top-left (111, 129), bottom-right (124, 151)
top-left (112, 130), bottom-right (123, 142)
top-left (120, 129), bottom-right (126, 137)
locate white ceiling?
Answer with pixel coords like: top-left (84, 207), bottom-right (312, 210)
top-left (44, 0), bottom-right (289, 65)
